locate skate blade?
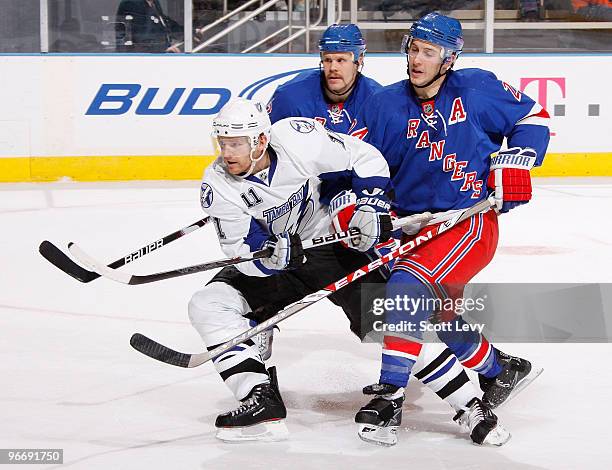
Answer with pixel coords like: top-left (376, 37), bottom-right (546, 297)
top-left (216, 419), bottom-right (289, 443)
top-left (497, 366), bottom-right (544, 410)
top-left (454, 414), bottom-right (511, 447)
top-left (479, 424), bottom-right (511, 447)
top-left (357, 423), bottom-right (398, 447)
top-left (453, 414), bottom-right (469, 433)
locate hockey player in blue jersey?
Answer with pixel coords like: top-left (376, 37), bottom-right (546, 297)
top-left (267, 23), bottom-right (380, 138)
top-left (352, 12), bottom-right (550, 445)
top-left (190, 98), bottom-right (503, 446)
top-left (269, 22), bottom-right (514, 447)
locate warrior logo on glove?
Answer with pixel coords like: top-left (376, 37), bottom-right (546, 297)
top-left (488, 147), bottom-right (537, 213)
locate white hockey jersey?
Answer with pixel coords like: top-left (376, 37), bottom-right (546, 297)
top-left (200, 117), bottom-right (390, 277)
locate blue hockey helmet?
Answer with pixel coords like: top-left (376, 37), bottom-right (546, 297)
top-left (319, 24), bottom-right (366, 62)
top-left (402, 12), bottom-right (464, 63)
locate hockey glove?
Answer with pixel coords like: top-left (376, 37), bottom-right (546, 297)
top-left (488, 147), bottom-right (537, 213)
top-left (348, 189), bottom-right (393, 252)
top-left (329, 190), bottom-right (357, 248)
top-left (260, 232), bottom-right (306, 271)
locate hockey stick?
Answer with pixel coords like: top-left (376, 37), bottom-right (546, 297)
top-left (68, 212), bottom-right (433, 285)
top-left (39, 217), bottom-right (210, 283)
top-left (68, 228), bottom-right (362, 285)
top-left (130, 198), bottom-right (493, 368)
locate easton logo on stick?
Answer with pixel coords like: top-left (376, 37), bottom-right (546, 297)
top-left (331, 230), bottom-right (434, 290)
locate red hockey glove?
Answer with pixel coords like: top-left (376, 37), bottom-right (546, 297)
top-left (488, 147), bottom-right (537, 213)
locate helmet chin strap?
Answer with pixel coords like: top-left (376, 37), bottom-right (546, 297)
top-left (237, 139), bottom-right (267, 179)
top-left (409, 61), bottom-right (449, 90)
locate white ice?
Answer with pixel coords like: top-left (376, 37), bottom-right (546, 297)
top-left (1, 178), bottom-right (611, 470)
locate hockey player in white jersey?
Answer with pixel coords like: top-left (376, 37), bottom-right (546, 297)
top-left (190, 97), bottom-right (393, 442)
top-left (188, 98), bottom-right (509, 446)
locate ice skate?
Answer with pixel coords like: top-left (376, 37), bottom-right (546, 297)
top-left (480, 349), bottom-right (544, 409)
top-left (355, 383), bottom-right (404, 446)
top-left (453, 397), bottom-right (511, 446)
top-left (215, 367), bottom-right (288, 442)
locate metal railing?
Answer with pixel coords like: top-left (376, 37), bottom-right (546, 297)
top-left (264, 0), bottom-right (339, 53)
top-left (193, 0), bottom-right (339, 53)
top-left (194, 0), bottom-right (281, 52)
top-left (21, 0), bottom-right (612, 54)
top-left (348, 0), bottom-right (612, 53)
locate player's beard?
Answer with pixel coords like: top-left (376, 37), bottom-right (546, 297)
top-left (323, 71), bottom-right (360, 100)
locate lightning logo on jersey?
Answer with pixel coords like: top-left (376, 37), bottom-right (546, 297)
top-left (262, 181), bottom-right (315, 234)
top-left (199, 117), bottom-right (390, 277)
top-left (201, 183), bottom-right (214, 208)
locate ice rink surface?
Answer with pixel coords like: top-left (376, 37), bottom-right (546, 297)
top-left (1, 178), bottom-right (611, 470)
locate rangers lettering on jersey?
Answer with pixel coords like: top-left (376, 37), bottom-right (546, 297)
top-left (354, 68), bottom-right (550, 214)
top-left (407, 119), bottom-right (420, 138)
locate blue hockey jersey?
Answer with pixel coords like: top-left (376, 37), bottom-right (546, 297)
top-left (355, 68), bottom-right (550, 215)
top-left (268, 69), bottom-right (382, 136)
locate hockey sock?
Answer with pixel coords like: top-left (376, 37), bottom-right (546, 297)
top-left (378, 274), bottom-right (436, 387)
top-left (413, 347), bottom-right (477, 411)
top-left (436, 316), bottom-right (502, 378)
top-left (209, 338), bottom-right (270, 400)
top-left (380, 336), bottom-right (422, 387)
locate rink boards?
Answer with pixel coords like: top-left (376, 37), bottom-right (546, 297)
top-left (0, 53), bottom-right (610, 182)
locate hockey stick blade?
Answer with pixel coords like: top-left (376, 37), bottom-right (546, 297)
top-left (39, 240), bottom-right (100, 283)
top-left (70, 228), bottom-right (361, 285)
top-left (40, 217), bottom-right (210, 283)
top-left (131, 199), bottom-right (493, 367)
top-left (130, 333), bottom-right (192, 368)
top-left (68, 242), bottom-right (273, 285)
top-left (131, 291), bottom-right (329, 368)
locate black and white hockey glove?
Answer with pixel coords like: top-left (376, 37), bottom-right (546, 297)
top-left (261, 232), bottom-right (306, 271)
top-left (348, 190), bottom-right (392, 252)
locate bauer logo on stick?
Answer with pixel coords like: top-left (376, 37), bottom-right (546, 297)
top-left (200, 183), bottom-right (214, 209)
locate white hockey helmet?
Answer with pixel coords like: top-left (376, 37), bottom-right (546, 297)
top-left (212, 98), bottom-right (271, 149)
